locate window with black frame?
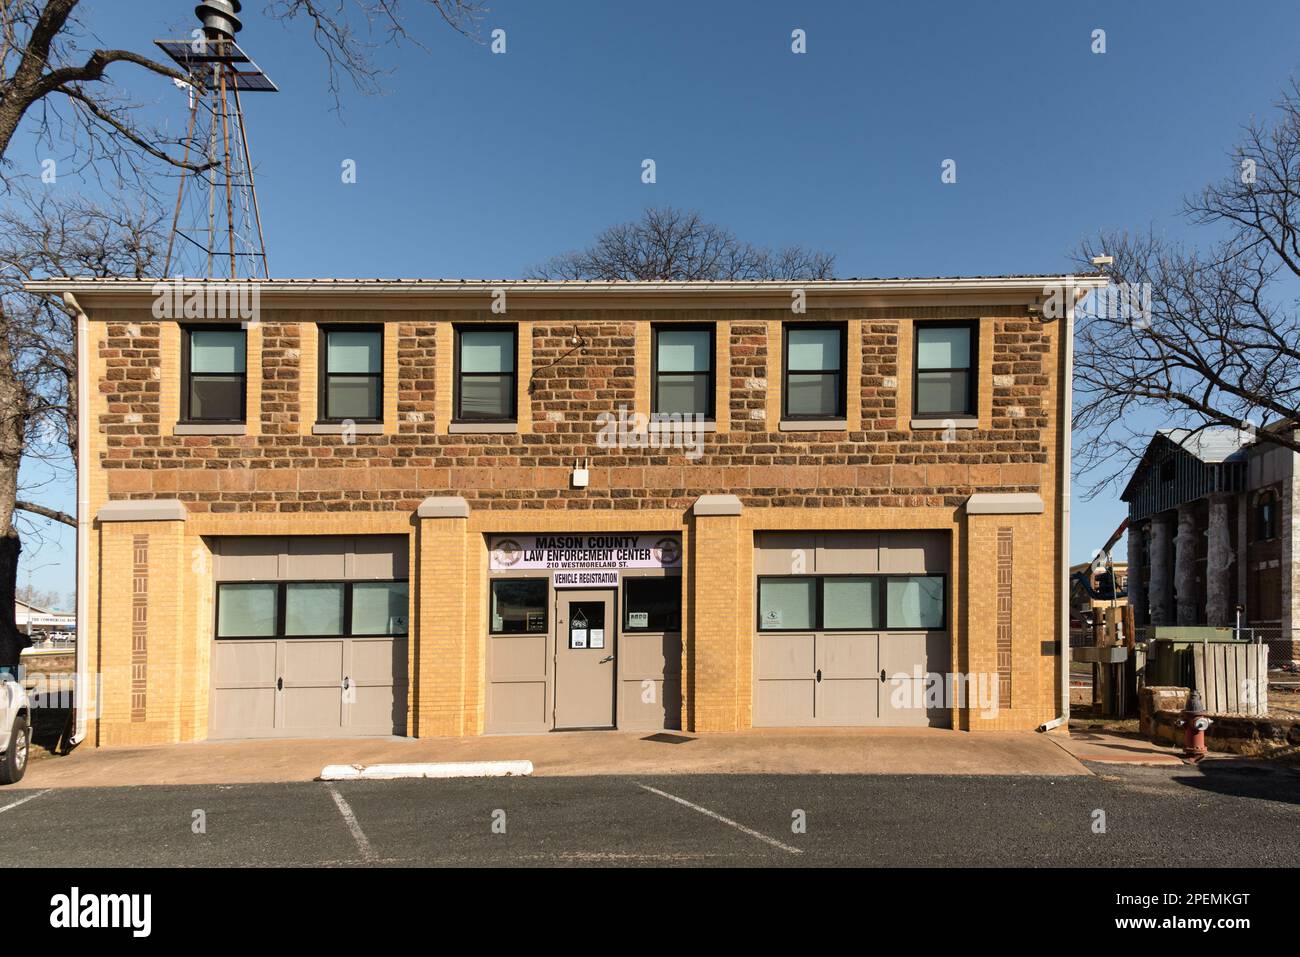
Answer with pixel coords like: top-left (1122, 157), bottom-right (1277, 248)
top-left (320, 327), bottom-right (383, 422)
top-left (783, 324), bottom-right (845, 419)
top-left (913, 322), bottom-right (975, 418)
top-left (456, 326), bottom-right (517, 422)
top-left (490, 578), bottom-right (547, 634)
top-left (215, 580), bottom-right (409, 638)
top-left (653, 326), bottom-right (714, 419)
top-left (183, 327), bottom-right (246, 422)
top-left (757, 574), bottom-right (944, 630)
top-left (624, 576), bottom-right (682, 631)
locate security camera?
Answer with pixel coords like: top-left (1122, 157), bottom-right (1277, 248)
top-left (1090, 255), bottom-right (1113, 267)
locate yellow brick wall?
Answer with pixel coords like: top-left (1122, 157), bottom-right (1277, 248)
top-left (382, 322), bottom-right (399, 434)
top-left (159, 322), bottom-right (180, 426)
top-left (96, 519), bottom-right (190, 746)
top-left (691, 512), bottom-right (744, 731)
top-left (81, 500), bottom-right (1062, 743)
top-left (434, 323), bottom-right (453, 432)
top-left (960, 513), bottom-right (1052, 730)
top-left (246, 322), bottom-right (263, 436)
top-left (298, 321), bottom-right (317, 434)
top-left (413, 514), bottom-right (470, 736)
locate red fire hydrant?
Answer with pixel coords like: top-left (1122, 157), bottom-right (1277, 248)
top-left (1174, 690), bottom-right (1213, 763)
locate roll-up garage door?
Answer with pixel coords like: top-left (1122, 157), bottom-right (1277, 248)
top-left (753, 531), bottom-right (951, 728)
top-left (209, 536), bottom-right (409, 739)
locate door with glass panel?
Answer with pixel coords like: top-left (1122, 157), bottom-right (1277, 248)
top-left (755, 576), bottom-right (878, 726)
top-left (554, 589), bottom-right (617, 730)
top-left (210, 578), bottom-right (408, 738)
top-left (878, 575), bottom-right (950, 727)
top-left (814, 577), bottom-right (881, 724)
top-left (755, 572), bottom-right (948, 727)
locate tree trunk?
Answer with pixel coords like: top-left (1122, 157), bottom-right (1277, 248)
top-left (0, 317), bottom-right (30, 669)
top-left (0, 528), bottom-right (25, 670)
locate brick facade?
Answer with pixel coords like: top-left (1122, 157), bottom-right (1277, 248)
top-left (96, 307), bottom-right (1051, 514)
top-left (49, 277), bottom-right (1097, 745)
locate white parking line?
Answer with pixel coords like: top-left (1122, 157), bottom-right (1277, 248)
top-left (637, 783), bottom-right (803, 855)
top-left (0, 789), bottom-right (50, 815)
top-left (326, 785), bottom-right (376, 862)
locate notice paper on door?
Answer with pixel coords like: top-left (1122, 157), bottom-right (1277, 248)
top-left (589, 629), bottom-right (605, 649)
top-left (570, 629), bottom-right (588, 648)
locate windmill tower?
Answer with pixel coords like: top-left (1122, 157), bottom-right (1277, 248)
top-left (157, 2), bottom-right (277, 279)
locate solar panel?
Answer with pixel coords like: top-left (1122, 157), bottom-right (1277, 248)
top-left (154, 39), bottom-right (278, 93)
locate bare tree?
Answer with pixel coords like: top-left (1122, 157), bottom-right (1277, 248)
top-left (1072, 79), bottom-right (1300, 496)
top-left (0, 1), bottom-right (487, 182)
top-left (0, 189), bottom-right (167, 666)
top-left (0, 1), bottom-right (486, 667)
top-left (527, 207), bottom-right (837, 281)
top-left (16, 585), bottom-right (61, 610)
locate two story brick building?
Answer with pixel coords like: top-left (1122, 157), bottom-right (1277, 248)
top-left (31, 275), bottom-right (1104, 746)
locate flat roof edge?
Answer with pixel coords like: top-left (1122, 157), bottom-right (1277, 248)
top-left (27, 275), bottom-right (1110, 298)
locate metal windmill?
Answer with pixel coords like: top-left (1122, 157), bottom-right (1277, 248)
top-left (157, 2), bottom-right (277, 279)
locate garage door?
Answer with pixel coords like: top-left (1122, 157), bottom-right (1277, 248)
top-left (209, 536), bottom-right (409, 739)
top-left (753, 532), bottom-right (951, 728)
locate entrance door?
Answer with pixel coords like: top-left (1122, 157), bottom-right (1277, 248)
top-left (554, 590), bottom-right (616, 729)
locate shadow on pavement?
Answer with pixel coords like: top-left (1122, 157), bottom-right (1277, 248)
top-left (1172, 760), bottom-right (1300, 806)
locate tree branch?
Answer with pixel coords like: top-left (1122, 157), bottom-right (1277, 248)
top-left (15, 500), bottom-right (75, 528)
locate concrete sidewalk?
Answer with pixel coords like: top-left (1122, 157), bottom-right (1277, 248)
top-left (1054, 729), bottom-right (1189, 767)
top-left (14, 728), bottom-right (1090, 789)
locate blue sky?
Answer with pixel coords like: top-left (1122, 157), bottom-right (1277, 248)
top-left (12, 0), bottom-right (1300, 601)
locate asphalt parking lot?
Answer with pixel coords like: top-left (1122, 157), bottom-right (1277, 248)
top-left (2, 762), bottom-right (1298, 867)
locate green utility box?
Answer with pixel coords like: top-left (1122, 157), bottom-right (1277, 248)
top-left (1144, 627), bottom-right (1243, 688)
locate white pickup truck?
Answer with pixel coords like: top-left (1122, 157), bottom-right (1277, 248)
top-left (0, 670), bottom-right (30, 784)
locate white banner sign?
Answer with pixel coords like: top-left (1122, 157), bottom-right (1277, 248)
top-left (490, 534), bottom-right (681, 571)
top-left (553, 570), bottom-right (620, 589)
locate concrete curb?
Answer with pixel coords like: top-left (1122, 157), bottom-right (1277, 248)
top-left (319, 760), bottom-right (534, 781)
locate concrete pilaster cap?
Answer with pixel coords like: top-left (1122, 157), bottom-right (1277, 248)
top-left (96, 500), bottom-right (188, 522)
top-left (417, 495), bottom-right (471, 519)
top-left (693, 494), bottom-right (743, 516)
top-left (964, 492), bottom-right (1044, 515)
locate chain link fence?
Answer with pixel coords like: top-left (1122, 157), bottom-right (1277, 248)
top-left (1123, 625), bottom-right (1300, 673)
top-left (1237, 626), bottom-right (1300, 673)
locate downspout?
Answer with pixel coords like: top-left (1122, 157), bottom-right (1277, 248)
top-left (65, 293), bottom-right (90, 746)
top-left (1038, 281), bottom-right (1079, 732)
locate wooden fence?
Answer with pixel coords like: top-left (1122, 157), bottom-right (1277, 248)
top-left (1192, 643), bottom-right (1270, 716)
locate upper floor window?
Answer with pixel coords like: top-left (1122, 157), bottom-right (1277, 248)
top-left (653, 325), bottom-right (714, 419)
top-left (321, 326), bottom-right (382, 422)
top-left (914, 322), bottom-right (975, 418)
top-left (456, 326), bottom-right (517, 422)
top-left (1256, 492), bottom-right (1278, 540)
top-left (183, 326), bottom-right (246, 423)
top-left (783, 324), bottom-right (845, 420)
